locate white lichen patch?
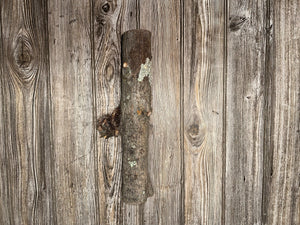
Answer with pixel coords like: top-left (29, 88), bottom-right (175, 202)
top-left (138, 58), bottom-right (151, 84)
top-left (128, 161), bottom-right (137, 167)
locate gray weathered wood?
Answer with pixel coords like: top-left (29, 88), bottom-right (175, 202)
top-left (225, 1), bottom-right (267, 224)
top-left (262, 0), bottom-right (300, 224)
top-left (183, 0), bottom-right (224, 224)
top-left (140, 0), bottom-right (183, 224)
top-left (122, 204), bottom-right (144, 225)
top-left (0, 0), bottom-right (54, 224)
top-left (1, 0), bottom-right (299, 224)
top-left (48, 0), bottom-right (97, 224)
top-left (121, 0), bottom-right (140, 32)
top-left (92, 0), bottom-right (123, 224)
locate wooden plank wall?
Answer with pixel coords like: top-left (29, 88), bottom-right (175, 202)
top-left (0, 0), bottom-right (299, 224)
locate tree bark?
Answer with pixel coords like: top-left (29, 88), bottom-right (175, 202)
top-left (121, 29), bottom-right (153, 204)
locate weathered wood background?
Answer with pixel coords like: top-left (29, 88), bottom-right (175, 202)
top-left (0, 0), bottom-right (299, 224)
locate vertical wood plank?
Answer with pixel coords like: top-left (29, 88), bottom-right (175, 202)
top-left (183, 0), bottom-right (224, 224)
top-left (262, 0), bottom-right (300, 224)
top-left (122, 204), bottom-right (144, 225)
top-left (92, 0), bottom-right (123, 224)
top-left (48, 0), bottom-right (97, 224)
top-left (121, 0), bottom-right (139, 31)
top-left (140, 0), bottom-right (183, 224)
top-left (0, 0), bottom-right (54, 224)
top-left (225, 0), bottom-right (266, 224)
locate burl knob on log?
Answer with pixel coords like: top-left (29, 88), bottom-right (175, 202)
top-left (121, 29), bottom-right (153, 204)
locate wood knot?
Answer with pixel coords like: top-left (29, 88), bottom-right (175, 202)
top-left (11, 28), bottom-right (37, 82)
top-left (102, 49), bottom-right (119, 81)
top-left (99, 1), bottom-right (116, 14)
top-left (102, 2), bottom-right (110, 13)
top-left (188, 124), bottom-right (199, 136)
top-left (95, 1), bottom-right (116, 37)
top-left (15, 44), bottom-right (32, 69)
top-left (105, 63), bottom-right (114, 81)
top-left (229, 16), bottom-right (248, 31)
top-left (14, 35), bottom-right (34, 69)
top-left (185, 116), bottom-right (206, 148)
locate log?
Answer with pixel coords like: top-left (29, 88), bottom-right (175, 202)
top-left (121, 29), bottom-right (153, 204)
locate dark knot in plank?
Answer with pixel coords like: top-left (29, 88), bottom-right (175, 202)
top-left (102, 2), bottom-right (110, 13)
top-left (185, 115), bottom-right (206, 148)
top-left (14, 34), bottom-right (33, 69)
top-left (95, 1), bottom-right (117, 37)
top-left (11, 28), bottom-right (38, 83)
top-left (229, 16), bottom-right (248, 32)
top-left (15, 43), bottom-right (32, 69)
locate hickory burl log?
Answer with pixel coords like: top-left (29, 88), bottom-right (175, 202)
top-left (121, 29), bottom-right (153, 204)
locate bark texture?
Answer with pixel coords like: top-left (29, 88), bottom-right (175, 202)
top-left (121, 29), bottom-right (153, 204)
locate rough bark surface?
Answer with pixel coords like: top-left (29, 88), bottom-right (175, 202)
top-left (121, 29), bottom-right (153, 204)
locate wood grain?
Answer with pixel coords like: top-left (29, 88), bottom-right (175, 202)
top-left (262, 0), bottom-right (300, 224)
top-left (183, 0), bottom-right (224, 224)
top-left (48, 0), bottom-right (97, 224)
top-left (121, 0), bottom-right (139, 31)
top-left (225, 0), bottom-right (267, 224)
top-left (140, 0), bottom-right (183, 224)
top-left (0, 0), bottom-right (54, 224)
top-left (122, 204), bottom-right (144, 225)
top-left (0, 0), bottom-right (299, 224)
top-left (92, 0), bottom-right (123, 224)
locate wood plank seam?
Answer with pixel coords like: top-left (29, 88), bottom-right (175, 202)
top-left (180, 0), bottom-right (185, 224)
top-left (90, 0), bottom-right (101, 224)
top-left (261, 0), bottom-right (273, 223)
top-left (222, 0), bottom-right (228, 224)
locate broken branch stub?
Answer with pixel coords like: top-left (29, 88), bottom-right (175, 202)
top-left (121, 29), bottom-right (153, 204)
